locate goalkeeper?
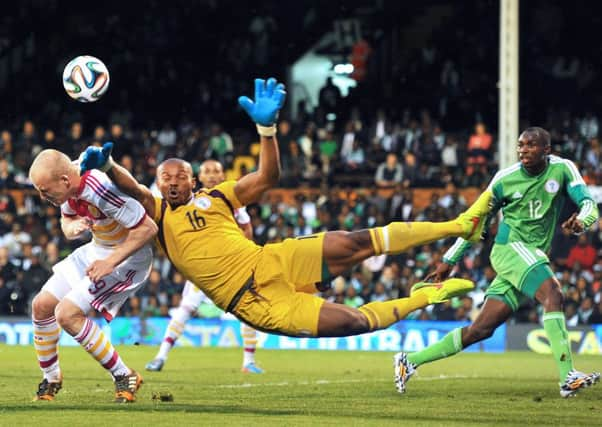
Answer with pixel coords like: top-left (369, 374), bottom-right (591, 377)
top-left (79, 77), bottom-right (491, 341)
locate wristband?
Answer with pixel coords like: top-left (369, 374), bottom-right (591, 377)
top-left (256, 124), bottom-right (277, 137)
top-left (100, 156), bottom-right (115, 172)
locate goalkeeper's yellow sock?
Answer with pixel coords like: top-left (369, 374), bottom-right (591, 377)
top-left (368, 221), bottom-right (462, 255)
top-left (358, 293), bottom-right (429, 331)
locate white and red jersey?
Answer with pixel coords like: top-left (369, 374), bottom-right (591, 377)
top-left (61, 170), bottom-right (147, 248)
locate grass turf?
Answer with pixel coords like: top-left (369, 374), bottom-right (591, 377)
top-left (1, 344), bottom-right (600, 426)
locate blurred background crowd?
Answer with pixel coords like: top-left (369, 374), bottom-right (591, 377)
top-left (1, 0), bottom-right (601, 324)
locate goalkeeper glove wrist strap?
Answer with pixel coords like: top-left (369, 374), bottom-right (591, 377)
top-left (100, 156), bottom-right (115, 173)
top-left (256, 124), bottom-right (277, 137)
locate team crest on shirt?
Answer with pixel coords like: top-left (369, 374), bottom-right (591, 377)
top-left (195, 197), bottom-right (212, 210)
top-left (544, 179), bottom-right (559, 194)
top-left (87, 205), bottom-right (102, 219)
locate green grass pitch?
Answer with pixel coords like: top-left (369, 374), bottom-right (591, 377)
top-left (1, 344), bottom-right (600, 426)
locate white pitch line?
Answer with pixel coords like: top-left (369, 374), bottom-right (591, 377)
top-left (212, 374), bottom-right (471, 389)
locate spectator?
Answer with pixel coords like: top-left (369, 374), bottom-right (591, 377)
top-left (0, 158), bottom-right (16, 189)
top-left (466, 122), bottom-right (493, 180)
top-left (65, 121), bottom-right (84, 157)
top-left (0, 246), bottom-right (17, 284)
top-left (318, 130), bottom-right (338, 181)
top-left (2, 222), bottom-right (31, 256)
top-left (206, 123), bottom-right (233, 166)
top-left (318, 77), bottom-right (342, 116)
top-left (341, 139), bottom-right (366, 172)
top-left (340, 120), bottom-right (358, 160)
top-left (374, 153), bottom-right (403, 189)
top-left (0, 276), bottom-right (12, 314)
top-left (344, 286), bottom-right (364, 308)
top-left (441, 136), bottom-right (459, 171)
top-left (0, 130), bottom-right (13, 157)
top-left (578, 297), bottom-right (595, 324)
top-left (566, 234), bottom-right (597, 272)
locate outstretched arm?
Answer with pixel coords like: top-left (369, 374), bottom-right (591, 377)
top-left (79, 142), bottom-right (156, 218)
top-left (234, 78), bottom-right (286, 206)
top-left (106, 163), bottom-right (156, 219)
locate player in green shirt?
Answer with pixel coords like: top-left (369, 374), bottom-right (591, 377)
top-left (394, 127), bottom-right (600, 398)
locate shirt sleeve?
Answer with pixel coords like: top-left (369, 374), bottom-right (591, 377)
top-left (83, 170), bottom-right (146, 228)
top-left (153, 196), bottom-right (163, 223)
top-left (60, 200), bottom-right (77, 217)
top-left (209, 180), bottom-right (243, 209)
top-left (443, 238), bottom-right (471, 265)
top-left (563, 160), bottom-right (599, 230)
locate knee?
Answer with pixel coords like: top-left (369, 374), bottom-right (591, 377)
top-left (347, 310), bottom-right (371, 334)
top-left (32, 293), bottom-right (57, 319)
top-left (547, 288), bottom-right (564, 309)
top-left (329, 230), bottom-right (371, 254)
top-left (54, 301), bottom-right (81, 329)
top-left (539, 280), bottom-right (564, 310)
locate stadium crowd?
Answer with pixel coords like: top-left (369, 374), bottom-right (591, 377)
top-left (0, 106), bottom-right (601, 325)
top-left (1, 0), bottom-right (602, 325)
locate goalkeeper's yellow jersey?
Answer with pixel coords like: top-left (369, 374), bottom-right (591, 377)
top-left (152, 180), bottom-right (261, 310)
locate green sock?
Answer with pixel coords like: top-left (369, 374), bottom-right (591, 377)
top-left (407, 328), bottom-right (464, 366)
top-left (542, 311), bottom-right (574, 381)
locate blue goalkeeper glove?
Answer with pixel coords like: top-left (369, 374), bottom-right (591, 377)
top-left (79, 142), bottom-right (114, 175)
top-left (238, 78), bottom-right (286, 127)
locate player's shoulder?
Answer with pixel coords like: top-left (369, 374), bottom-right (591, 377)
top-left (548, 154), bottom-right (575, 167)
top-left (548, 155), bottom-right (585, 185)
top-left (199, 181), bottom-right (240, 206)
top-left (490, 161), bottom-right (522, 184)
top-left (79, 169), bottom-right (125, 207)
top-left (80, 169), bottom-right (113, 190)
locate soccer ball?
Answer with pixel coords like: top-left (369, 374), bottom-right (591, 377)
top-left (62, 55), bottom-right (110, 102)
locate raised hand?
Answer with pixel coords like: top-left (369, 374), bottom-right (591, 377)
top-left (238, 78), bottom-right (286, 126)
top-left (561, 212), bottom-right (585, 235)
top-left (79, 142), bottom-right (114, 174)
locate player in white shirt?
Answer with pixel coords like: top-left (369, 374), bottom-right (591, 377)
top-left (28, 149), bottom-right (158, 403)
top-left (145, 159), bottom-right (264, 373)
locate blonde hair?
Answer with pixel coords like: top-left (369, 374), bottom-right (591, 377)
top-left (29, 149), bottom-right (76, 182)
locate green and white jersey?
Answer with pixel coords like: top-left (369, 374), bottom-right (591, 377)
top-left (444, 155), bottom-right (599, 264)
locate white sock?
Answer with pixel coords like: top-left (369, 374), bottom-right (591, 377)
top-left (156, 306), bottom-right (192, 361)
top-left (241, 323), bottom-right (258, 366)
top-left (74, 318), bottom-right (130, 377)
top-left (33, 315), bottom-right (61, 381)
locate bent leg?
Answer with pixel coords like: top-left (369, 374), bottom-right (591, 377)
top-left (323, 221), bottom-right (463, 277)
top-left (408, 298), bottom-right (512, 367)
top-left (461, 298), bottom-right (512, 346)
top-left (317, 292), bottom-right (431, 337)
top-left (317, 302), bottom-right (371, 337)
top-left (56, 298), bottom-right (131, 378)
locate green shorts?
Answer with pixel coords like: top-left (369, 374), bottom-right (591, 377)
top-left (486, 242), bottom-right (555, 311)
